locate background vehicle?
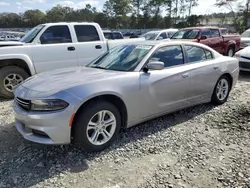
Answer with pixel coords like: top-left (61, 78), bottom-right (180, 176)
top-left (141, 29), bottom-right (178, 41)
top-left (234, 47), bottom-right (250, 71)
top-left (14, 41), bottom-right (239, 152)
top-left (240, 29), bottom-right (250, 49)
top-left (171, 27), bottom-right (241, 57)
top-left (103, 30), bottom-right (124, 40)
top-left (0, 22), bottom-right (144, 98)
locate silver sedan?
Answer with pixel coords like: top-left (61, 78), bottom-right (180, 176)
top-left (14, 41), bottom-right (239, 152)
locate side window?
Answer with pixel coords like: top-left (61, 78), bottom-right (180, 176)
top-left (159, 32), bottom-right (167, 39)
top-left (40, 26), bottom-right (72, 44)
top-left (205, 49), bottom-right (213, 59)
top-left (114, 32), bottom-right (123, 39)
top-left (211, 29), bottom-right (220, 38)
top-left (200, 29), bottom-right (211, 37)
top-left (104, 32), bottom-right (112, 39)
top-left (74, 25), bottom-right (100, 42)
top-left (185, 45), bottom-right (207, 63)
top-left (149, 45), bottom-right (184, 68)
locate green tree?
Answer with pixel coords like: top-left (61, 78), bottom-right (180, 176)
top-left (23, 9), bottom-right (45, 27)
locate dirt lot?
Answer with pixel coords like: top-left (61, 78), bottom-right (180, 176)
top-left (0, 72), bottom-right (250, 188)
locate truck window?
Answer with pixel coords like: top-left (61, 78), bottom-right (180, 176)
top-left (200, 29), bottom-right (211, 37)
top-left (74, 25), bottom-right (100, 42)
top-left (104, 32), bottom-right (113, 39)
top-left (211, 29), bottom-right (220, 38)
top-left (114, 32), bottom-right (123, 39)
top-left (40, 26), bottom-right (72, 44)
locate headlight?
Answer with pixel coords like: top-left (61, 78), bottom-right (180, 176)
top-left (234, 53), bottom-right (240, 58)
top-left (30, 99), bottom-right (69, 111)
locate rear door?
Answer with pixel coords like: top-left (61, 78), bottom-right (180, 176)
top-left (183, 45), bottom-right (221, 103)
top-left (140, 45), bottom-right (191, 117)
top-left (31, 25), bottom-right (78, 73)
top-left (73, 25), bottom-right (108, 66)
top-left (210, 29), bottom-right (223, 53)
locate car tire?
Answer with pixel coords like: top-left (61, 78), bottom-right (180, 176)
top-left (227, 46), bottom-right (235, 57)
top-left (73, 101), bottom-right (121, 152)
top-left (0, 66), bottom-right (29, 99)
top-left (211, 75), bottom-right (231, 105)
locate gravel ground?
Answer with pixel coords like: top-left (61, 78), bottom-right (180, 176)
top-left (0, 72), bottom-right (250, 188)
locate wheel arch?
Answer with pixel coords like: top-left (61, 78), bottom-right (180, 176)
top-left (72, 94), bottom-right (128, 132)
top-left (0, 55), bottom-right (36, 76)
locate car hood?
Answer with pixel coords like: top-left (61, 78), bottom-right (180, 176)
top-left (0, 41), bottom-right (24, 47)
top-left (21, 66), bottom-right (126, 92)
top-left (238, 46), bottom-right (250, 57)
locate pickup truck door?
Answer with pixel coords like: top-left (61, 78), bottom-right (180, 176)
top-left (31, 25), bottom-right (78, 73)
top-left (209, 29), bottom-right (223, 53)
top-left (73, 25), bottom-right (108, 66)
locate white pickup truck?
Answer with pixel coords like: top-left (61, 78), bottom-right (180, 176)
top-left (0, 22), bottom-right (144, 98)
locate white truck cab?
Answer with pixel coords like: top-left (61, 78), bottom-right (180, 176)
top-left (0, 22), bottom-right (144, 98)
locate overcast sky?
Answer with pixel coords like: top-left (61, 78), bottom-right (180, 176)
top-left (0, 0), bottom-right (230, 14)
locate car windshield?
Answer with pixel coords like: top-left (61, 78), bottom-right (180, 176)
top-left (20, 24), bottom-right (45, 43)
top-left (171, 29), bottom-right (200, 39)
top-left (241, 30), bottom-right (250, 38)
top-left (87, 44), bottom-right (153, 71)
top-left (141, 32), bottom-right (159, 40)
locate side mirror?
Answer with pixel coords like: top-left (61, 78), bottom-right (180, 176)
top-left (157, 36), bottom-right (163, 40)
top-left (200, 35), bottom-right (207, 40)
top-left (144, 61), bottom-right (164, 72)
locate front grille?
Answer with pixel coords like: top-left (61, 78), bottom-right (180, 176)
top-left (239, 61), bottom-right (250, 69)
top-left (15, 97), bottom-right (31, 111)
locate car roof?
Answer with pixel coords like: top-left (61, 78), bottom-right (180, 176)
top-left (181, 26), bottom-right (219, 30)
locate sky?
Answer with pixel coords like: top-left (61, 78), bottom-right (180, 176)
top-left (0, 0), bottom-right (230, 15)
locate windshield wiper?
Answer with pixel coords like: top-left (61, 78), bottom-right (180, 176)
top-left (90, 65), bottom-right (108, 70)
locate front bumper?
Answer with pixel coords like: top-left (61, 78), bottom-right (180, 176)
top-left (14, 101), bottom-right (73, 145)
top-left (237, 57), bottom-right (250, 72)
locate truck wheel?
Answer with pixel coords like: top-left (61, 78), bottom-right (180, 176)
top-left (227, 47), bottom-right (235, 57)
top-left (0, 66), bottom-right (29, 99)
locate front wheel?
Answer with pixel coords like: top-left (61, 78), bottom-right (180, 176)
top-left (73, 101), bottom-right (121, 152)
top-left (211, 76), bottom-right (231, 105)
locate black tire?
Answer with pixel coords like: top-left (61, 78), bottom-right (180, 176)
top-left (211, 75), bottom-right (231, 105)
top-left (73, 101), bottom-right (121, 152)
top-left (0, 66), bottom-right (29, 99)
top-left (227, 46), bottom-right (235, 57)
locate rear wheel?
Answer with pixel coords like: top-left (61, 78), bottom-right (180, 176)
top-left (0, 66), bottom-right (29, 99)
top-left (211, 75), bottom-right (231, 105)
top-left (73, 101), bottom-right (121, 152)
top-left (227, 46), bottom-right (235, 57)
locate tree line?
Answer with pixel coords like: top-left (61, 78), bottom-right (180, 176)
top-left (0, 0), bottom-right (248, 31)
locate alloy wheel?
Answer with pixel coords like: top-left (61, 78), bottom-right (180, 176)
top-left (216, 78), bottom-right (229, 101)
top-left (3, 73), bottom-right (24, 92)
top-left (86, 110), bottom-right (116, 146)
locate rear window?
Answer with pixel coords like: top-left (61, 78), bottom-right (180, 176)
top-left (74, 25), bottom-right (100, 42)
top-left (211, 29), bottom-right (220, 37)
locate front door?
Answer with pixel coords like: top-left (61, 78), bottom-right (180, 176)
top-left (31, 25), bottom-right (78, 73)
top-left (139, 45), bottom-right (191, 118)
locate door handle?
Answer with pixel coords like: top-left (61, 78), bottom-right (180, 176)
top-left (182, 73), bottom-right (189, 78)
top-left (213, 66), bottom-right (219, 70)
top-left (95, 45), bottom-right (102, 49)
top-left (67, 46), bottom-right (75, 51)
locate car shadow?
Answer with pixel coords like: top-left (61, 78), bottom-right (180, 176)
top-left (239, 71), bottom-right (250, 82)
top-left (0, 102), bottom-right (215, 188)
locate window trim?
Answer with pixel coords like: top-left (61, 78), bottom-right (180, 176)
top-left (183, 44), bottom-right (215, 64)
top-left (74, 25), bottom-right (100, 42)
top-left (140, 44), bottom-right (186, 71)
top-left (39, 25), bottom-right (72, 45)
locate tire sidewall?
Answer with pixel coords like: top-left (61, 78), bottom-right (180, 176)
top-left (73, 101), bottom-right (121, 152)
top-left (0, 66), bottom-right (29, 98)
top-left (212, 76), bottom-right (231, 105)
top-left (227, 47), bottom-right (235, 57)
